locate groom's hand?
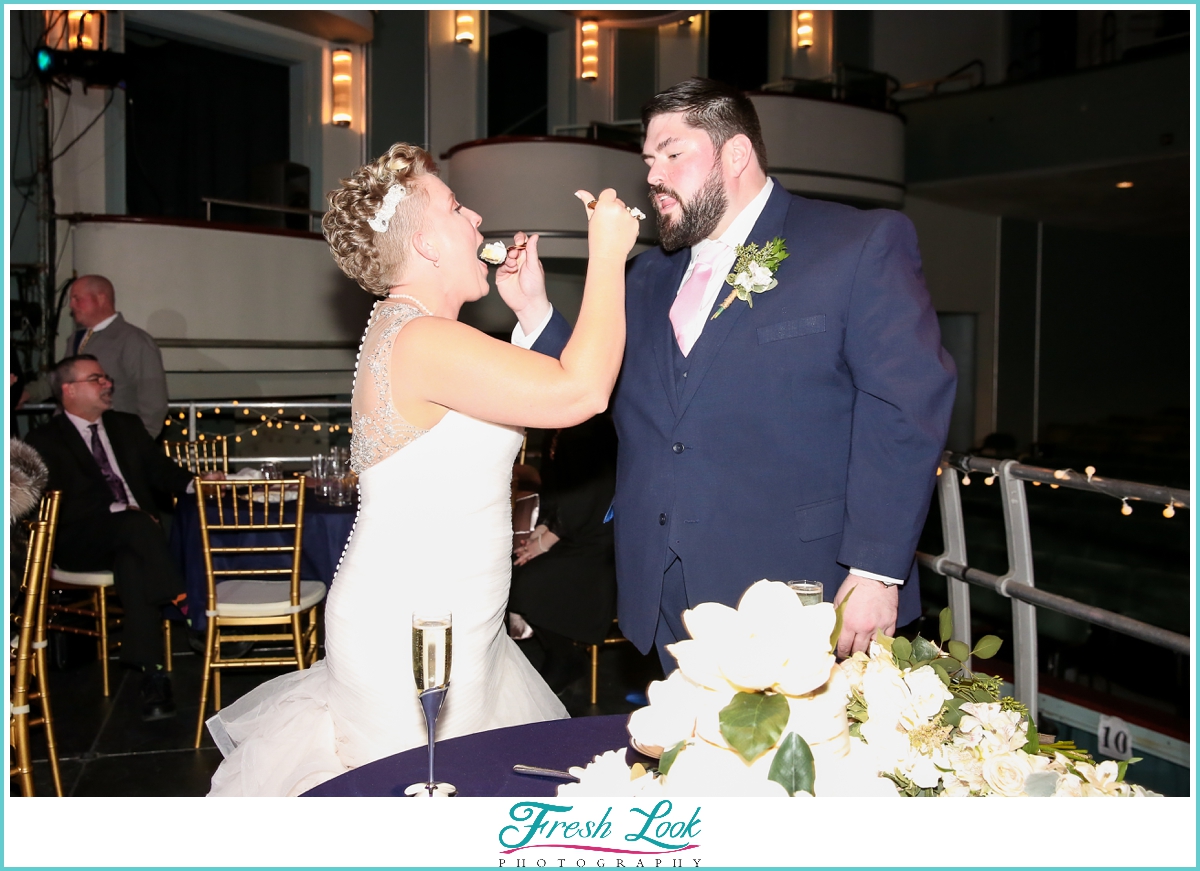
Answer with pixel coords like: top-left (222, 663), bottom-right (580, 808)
top-left (833, 573), bottom-right (898, 658)
top-left (495, 231), bottom-right (551, 335)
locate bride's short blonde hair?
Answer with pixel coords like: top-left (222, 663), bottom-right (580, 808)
top-left (322, 143), bottom-right (438, 297)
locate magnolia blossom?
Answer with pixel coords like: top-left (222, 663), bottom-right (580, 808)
top-left (662, 738), bottom-right (789, 797)
top-left (558, 750), bottom-right (659, 798)
top-left (668, 580), bottom-right (836, 697)
top-left (628, 669), bottom-right (733, 753)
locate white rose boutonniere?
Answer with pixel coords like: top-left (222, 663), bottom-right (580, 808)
top-left (711, 237), bottom-right (789, 320)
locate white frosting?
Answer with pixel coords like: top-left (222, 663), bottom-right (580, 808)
top-left (479, 241), bottom-right (506, 264)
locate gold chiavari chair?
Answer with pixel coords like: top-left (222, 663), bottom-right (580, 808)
top-left (193, 476), bottom-right (325, 748)
top-left (11, 493), bottom-right (64, 796)
top-left (586, 619), bottom-right (631, 707)
top-left (163, 435), bottom-right (229, 475)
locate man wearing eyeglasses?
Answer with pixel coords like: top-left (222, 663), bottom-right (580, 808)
top-left (25, 355), bottom-right (213, 721)
top-left (68, 275), bottom-right (169, 438)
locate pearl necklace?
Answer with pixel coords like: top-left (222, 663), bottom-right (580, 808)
top-left (386, 293), bottom-right (433, 316)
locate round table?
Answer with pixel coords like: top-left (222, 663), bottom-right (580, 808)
top-left (302, 714), bottom-right (641, 797)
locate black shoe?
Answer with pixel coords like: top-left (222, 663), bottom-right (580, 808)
top-left (140, 670), bottom-right (177, 722)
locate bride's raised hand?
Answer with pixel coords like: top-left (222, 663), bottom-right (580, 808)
top-left (575, 189), bottom-right (639, 261)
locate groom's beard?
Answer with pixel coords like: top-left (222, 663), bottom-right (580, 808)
top-left (651, 164), bottom-right (728, 253)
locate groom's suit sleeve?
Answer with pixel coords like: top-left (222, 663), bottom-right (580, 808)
top-left (838, 212), bottom-right (957, 580)
top-left (529, 309), bottom-right (573, 359)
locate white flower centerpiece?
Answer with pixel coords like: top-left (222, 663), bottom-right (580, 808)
top-left (561, 580), bottom-right (894, 797)
top-left (559, 582), bottom-right (1159, 799)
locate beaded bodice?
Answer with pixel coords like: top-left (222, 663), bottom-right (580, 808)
top-left (350, 301), bottom-right (430, 474)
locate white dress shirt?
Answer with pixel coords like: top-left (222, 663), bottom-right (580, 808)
top-left (511, 178), bottom-right (902, 587)
top-left (65, 410), bottom-right (138, 512)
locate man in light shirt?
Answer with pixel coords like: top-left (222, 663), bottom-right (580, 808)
top-left (69, 275), bottom-right (169, 438)
top-left (25, 355), bottom-right (211, 720)
top-left (503, 78), bottom-right (956, 668)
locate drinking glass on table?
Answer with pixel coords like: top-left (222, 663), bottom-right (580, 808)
top-left (327, 454), bottom-right (352, 506)
top-left (405, 612), bottom-right (456, 797)
top-left (788, 581), bottom-right (824, 606)
top-left (310, 455), bottom-right (331, 500)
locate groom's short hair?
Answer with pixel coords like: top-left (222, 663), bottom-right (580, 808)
top-left (641, 78), bottom-right (768, 174)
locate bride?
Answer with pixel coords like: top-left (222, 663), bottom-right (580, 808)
top-left (207, 143), bottom-right (639, 796)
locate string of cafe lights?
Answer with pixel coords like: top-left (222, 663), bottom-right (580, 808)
top-left (945, 461), bottom-right (1183, 519)
top-left (161, 400), bottom-right (351, 445)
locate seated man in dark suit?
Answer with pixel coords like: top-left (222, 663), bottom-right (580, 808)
top-left (26, 355), bottom-right (216, 720)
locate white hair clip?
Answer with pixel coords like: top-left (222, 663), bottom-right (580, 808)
top-left (368, 184), bottom-right (407, 233)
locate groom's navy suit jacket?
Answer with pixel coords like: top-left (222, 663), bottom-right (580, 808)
top-left (534, 182), bottom-right (957, 653)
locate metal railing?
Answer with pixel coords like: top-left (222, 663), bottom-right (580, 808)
top-left (201, 197), bottom-right (325, 233)
top-left (917, 451), bottom-right (1191, 726)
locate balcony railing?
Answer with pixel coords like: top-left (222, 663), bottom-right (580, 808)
top-left (917, 451), bottom-right (1190, 733)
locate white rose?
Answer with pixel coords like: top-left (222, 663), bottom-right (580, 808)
top-left (903, 666), bottom-right (953, 723)
top-left (982, 752), bottom-right (1032, 796)
top-left (733, 271), bottom-right (752, 290)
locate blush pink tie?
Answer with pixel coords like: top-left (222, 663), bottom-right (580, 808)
top-left (669, 243), bottom-right (727, 357)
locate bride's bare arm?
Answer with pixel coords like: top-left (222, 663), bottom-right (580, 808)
top-left (394, 189), bottom-right (637, 429)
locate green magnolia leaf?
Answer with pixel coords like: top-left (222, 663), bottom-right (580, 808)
top-left (1023, 717), bottom-right (1040, 755)
top-left (971, 635), bottom-right (1003, 659)
top-left (719, 692), bottom-right (790, 763)
top-left (891, 636), bottom-right (912, 663)
top-left (930, 662), bottom-right (951, 686)
top-left (972, 686), bottom-right (994, 704)
top-left (658, 740), bottom-right (686, 776)
top-left (767, 732), bottom-right (815, 796)
top-left (830, 586), bottom-right (855, 651)
top-left (873, 631), bottom-right (894, 654)
top-left (939, 608), bottom-right (953, 643)
top-left (942, 697), bottom-right (965, 727)
top-left (947, 640), bottom-right (970, 663)
top-left (912, 636), bottom-right (940, 664)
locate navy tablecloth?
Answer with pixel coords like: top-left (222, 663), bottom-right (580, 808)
top-left (303, 714), bottom-right (643, 797)
top-left (168, 492), bottom-right (356, 632)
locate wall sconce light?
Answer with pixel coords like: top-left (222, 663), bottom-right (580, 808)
top-left (795, 10), bottom-right (814, 49)
top-left (331, 49), bottom-right (353, 127)
top-left (455, 11), bottom-right (476, 44)
top-left (580, 19), bottom-right (599, 80)
top-left (44, 10), bottom-right (105, 51)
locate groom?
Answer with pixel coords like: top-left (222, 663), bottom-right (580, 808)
top-left (504, 78), bottom-right (956, 668)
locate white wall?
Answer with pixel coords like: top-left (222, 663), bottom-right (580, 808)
top-left (903, 196), bottom-right (1001, 444)
top-left (67, 220), bottom-right (371, 399)
top-left (428, 9), bottom-right (484, 175)
top-left (873, 11), bottom-right (1007, 88)
top-left (657, 16), bottom-right (704, 91)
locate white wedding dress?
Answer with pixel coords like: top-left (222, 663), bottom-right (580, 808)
top-left (207, 301), bottom-right (568, 797)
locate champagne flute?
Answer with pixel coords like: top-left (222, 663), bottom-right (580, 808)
top-left (405, 613), bottom-right (457, 797)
